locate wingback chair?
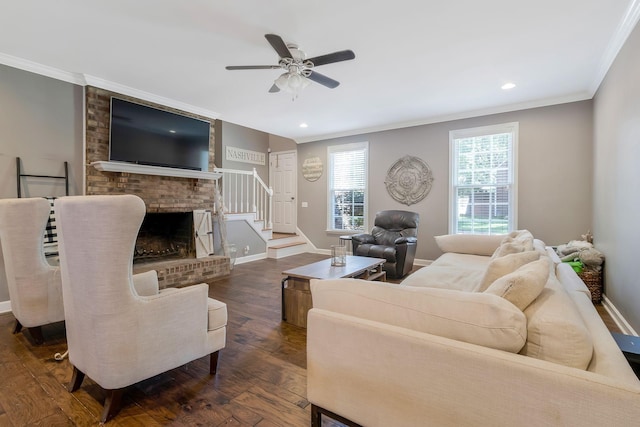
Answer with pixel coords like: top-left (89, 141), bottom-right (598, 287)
top-left (351, 210), bottom-right (419, 279)
top-left (0, 198), bottom-right (65, 344)
top-left (55, 195), bottom-right (227, 423)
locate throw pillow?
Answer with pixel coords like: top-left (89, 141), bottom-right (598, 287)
top-left (491, 239), bottom-right (526, 258)
top-left (508, 229), bottom-right (535, 250)
top-left (476, 251), bottom-right (541, 292)
top-left (520, 274), bottom-right (594, 369)
top-left (484, 257), bottom-right (550, 311)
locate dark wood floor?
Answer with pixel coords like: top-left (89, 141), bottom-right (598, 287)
top-left (0, 253), bottom-right (622, 426)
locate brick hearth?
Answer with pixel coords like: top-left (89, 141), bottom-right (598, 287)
top-left (133, 257), bottom-right (230, 289)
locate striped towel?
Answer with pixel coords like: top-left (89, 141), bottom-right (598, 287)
top-left (43, 197), bottom-right (58, 256)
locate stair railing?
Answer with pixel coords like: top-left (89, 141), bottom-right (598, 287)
top-left (213, 167), bottom-right (273, 230)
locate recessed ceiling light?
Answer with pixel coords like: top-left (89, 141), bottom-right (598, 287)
top-left (501, 83), bottom-right (516, 90)
top-left (169, 129), bottom-right (176, 133)
top-left (299, 123), bottom-right (308, 128)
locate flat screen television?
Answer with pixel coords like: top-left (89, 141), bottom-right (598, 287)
top-left (109, 97), bottom-right (210, 171)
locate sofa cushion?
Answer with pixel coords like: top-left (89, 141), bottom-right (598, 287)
top-left (400, 265), bottom-right (483, 292)
top-left (484, 257), bottom-right (550, 310)
top-left (311, 279), bottom-right (527, 353)
top-left (434, 234), bottom-right (504, 256)
top-left (430, 252), bottom-right (492, 270)
top-left (520, 272), bottom-right (593, 369)
top-left (476, 251), bottom-right (541, 292)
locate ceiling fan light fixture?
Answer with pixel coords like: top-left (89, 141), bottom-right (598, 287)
top-left (275, 71), bottom-right (311, 100)
top-left (275, 73), bottom-right (290, 90)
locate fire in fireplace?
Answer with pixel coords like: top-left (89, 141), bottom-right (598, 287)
top-left (135, 212), bottom-right (194, 263)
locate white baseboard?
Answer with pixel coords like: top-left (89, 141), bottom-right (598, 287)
top-left (603, 294), bottom-right (638, 336)
top-left (234, 252), bottom-right (267, 266)
top-left (0, 300), bottom-right (12, 314)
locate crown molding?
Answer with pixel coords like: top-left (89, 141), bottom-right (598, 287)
top-left (589, 0), bottom-right (640, 94)
top-left (0, 52), bottom-right (220, 119)
top-left (0, 52), bottom-right (85, 85)
top-left (83, 75), bottom-right (220, 119)
top-left (295, 92), bottom-right (592, 144)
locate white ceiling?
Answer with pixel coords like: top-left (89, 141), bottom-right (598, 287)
top-left (1, 1), bottom-right (639, 143)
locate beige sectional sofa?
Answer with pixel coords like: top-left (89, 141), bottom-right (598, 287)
top-left (307, 231), bottom-right (640, 426)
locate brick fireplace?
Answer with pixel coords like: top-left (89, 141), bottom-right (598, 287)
top-left (84, 86), bottom-right (230, 287)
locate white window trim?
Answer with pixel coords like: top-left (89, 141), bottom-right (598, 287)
top-left (326, 141), bottom-right (369, 233)
top-left (448, 122), bottom-right (519, 234)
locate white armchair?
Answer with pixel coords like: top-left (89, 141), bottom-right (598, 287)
top-left (55, 195), bottom-right (227, 423)
top-left (0, 198), bottom-right (65, 344)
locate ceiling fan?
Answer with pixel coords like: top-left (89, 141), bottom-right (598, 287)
top-left (225, 34), bottom-right (355, 97)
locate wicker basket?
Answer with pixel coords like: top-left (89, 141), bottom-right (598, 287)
top-left (578, 269), bottom-right (603, 303)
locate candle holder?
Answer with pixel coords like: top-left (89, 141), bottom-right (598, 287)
top-left (331, 245), bottom-right (346, 266)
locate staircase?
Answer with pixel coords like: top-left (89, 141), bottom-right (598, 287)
top-left (214, 168), bottom-right (308, 259)
top-left (267, 233), bottom-right (308, 259)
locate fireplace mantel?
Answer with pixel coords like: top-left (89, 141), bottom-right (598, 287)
top-left (91, 161), bottom-right (222, 180)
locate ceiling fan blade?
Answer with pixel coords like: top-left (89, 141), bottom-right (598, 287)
top-left (265, 34), bottom-right (292, 59)
top-left (307, 71), bottom-right (340, 89)
top-left (269, 84), bottom-right (280, 93)
top-left (226, 65), bottom-right (281, 70)
top-left (306, 50), bottom-right (355, 67)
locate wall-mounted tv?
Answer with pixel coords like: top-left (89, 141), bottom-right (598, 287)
top-left (109, 97), bottom-right (211, 171)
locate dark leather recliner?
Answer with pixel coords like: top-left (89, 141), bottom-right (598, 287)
top-left (351, 210), bottom-right (419, 279)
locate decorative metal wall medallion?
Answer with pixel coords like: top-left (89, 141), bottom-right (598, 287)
top-left (384, 155), bottom-right (434, 205)
top-left (302, 156), bottom-right (323, 181)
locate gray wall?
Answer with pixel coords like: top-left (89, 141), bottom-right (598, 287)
top-left (213, 217), bottom-right (266, 258)
top-left (297, 100), bottom-right (594, 261)
top-left (0, 64), bottom-right (84, 302)
top-left (269, 134), bottom-right (297, 153)
top-left (593, 21), bottom-right (640, 332)
top-left (0, 64), bottom-right (84, 198)
top-left (215, 121), bottom-right (269, 182)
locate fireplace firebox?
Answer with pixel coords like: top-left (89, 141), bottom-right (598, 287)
top-left (135, 212), bottom-right (194, 263)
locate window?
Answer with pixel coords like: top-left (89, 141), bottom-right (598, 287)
top-left (449, 123), bottom-right (518, 235)
top-left (327, 142), bottom-right (368, 232)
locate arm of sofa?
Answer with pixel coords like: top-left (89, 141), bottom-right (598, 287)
top-left (307, 308), bottom-right (640, 427)
top-left (434, 234), bottom-right (505, 256)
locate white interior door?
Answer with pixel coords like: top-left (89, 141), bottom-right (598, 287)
top-left (270, 151), bottom-right (297, 234)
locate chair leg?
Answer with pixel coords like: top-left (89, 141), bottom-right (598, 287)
top-left (13, 320), bottom-right (22, 334)
top-left (101, 389), bottom-right (125, 423)
top-left (210, 351), bottom-right (220, 375)
top-left (311, 404), bottom-right (363, 427)
top-left (68, 366), bottom-right (85, 392)
top-left (311, 404), bottom-right (322, 427)
top-left (28, 326), bottom-right (44, 345)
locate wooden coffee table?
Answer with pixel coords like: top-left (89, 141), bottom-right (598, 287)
top-left (281, 255), bottom-right (386, 328)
